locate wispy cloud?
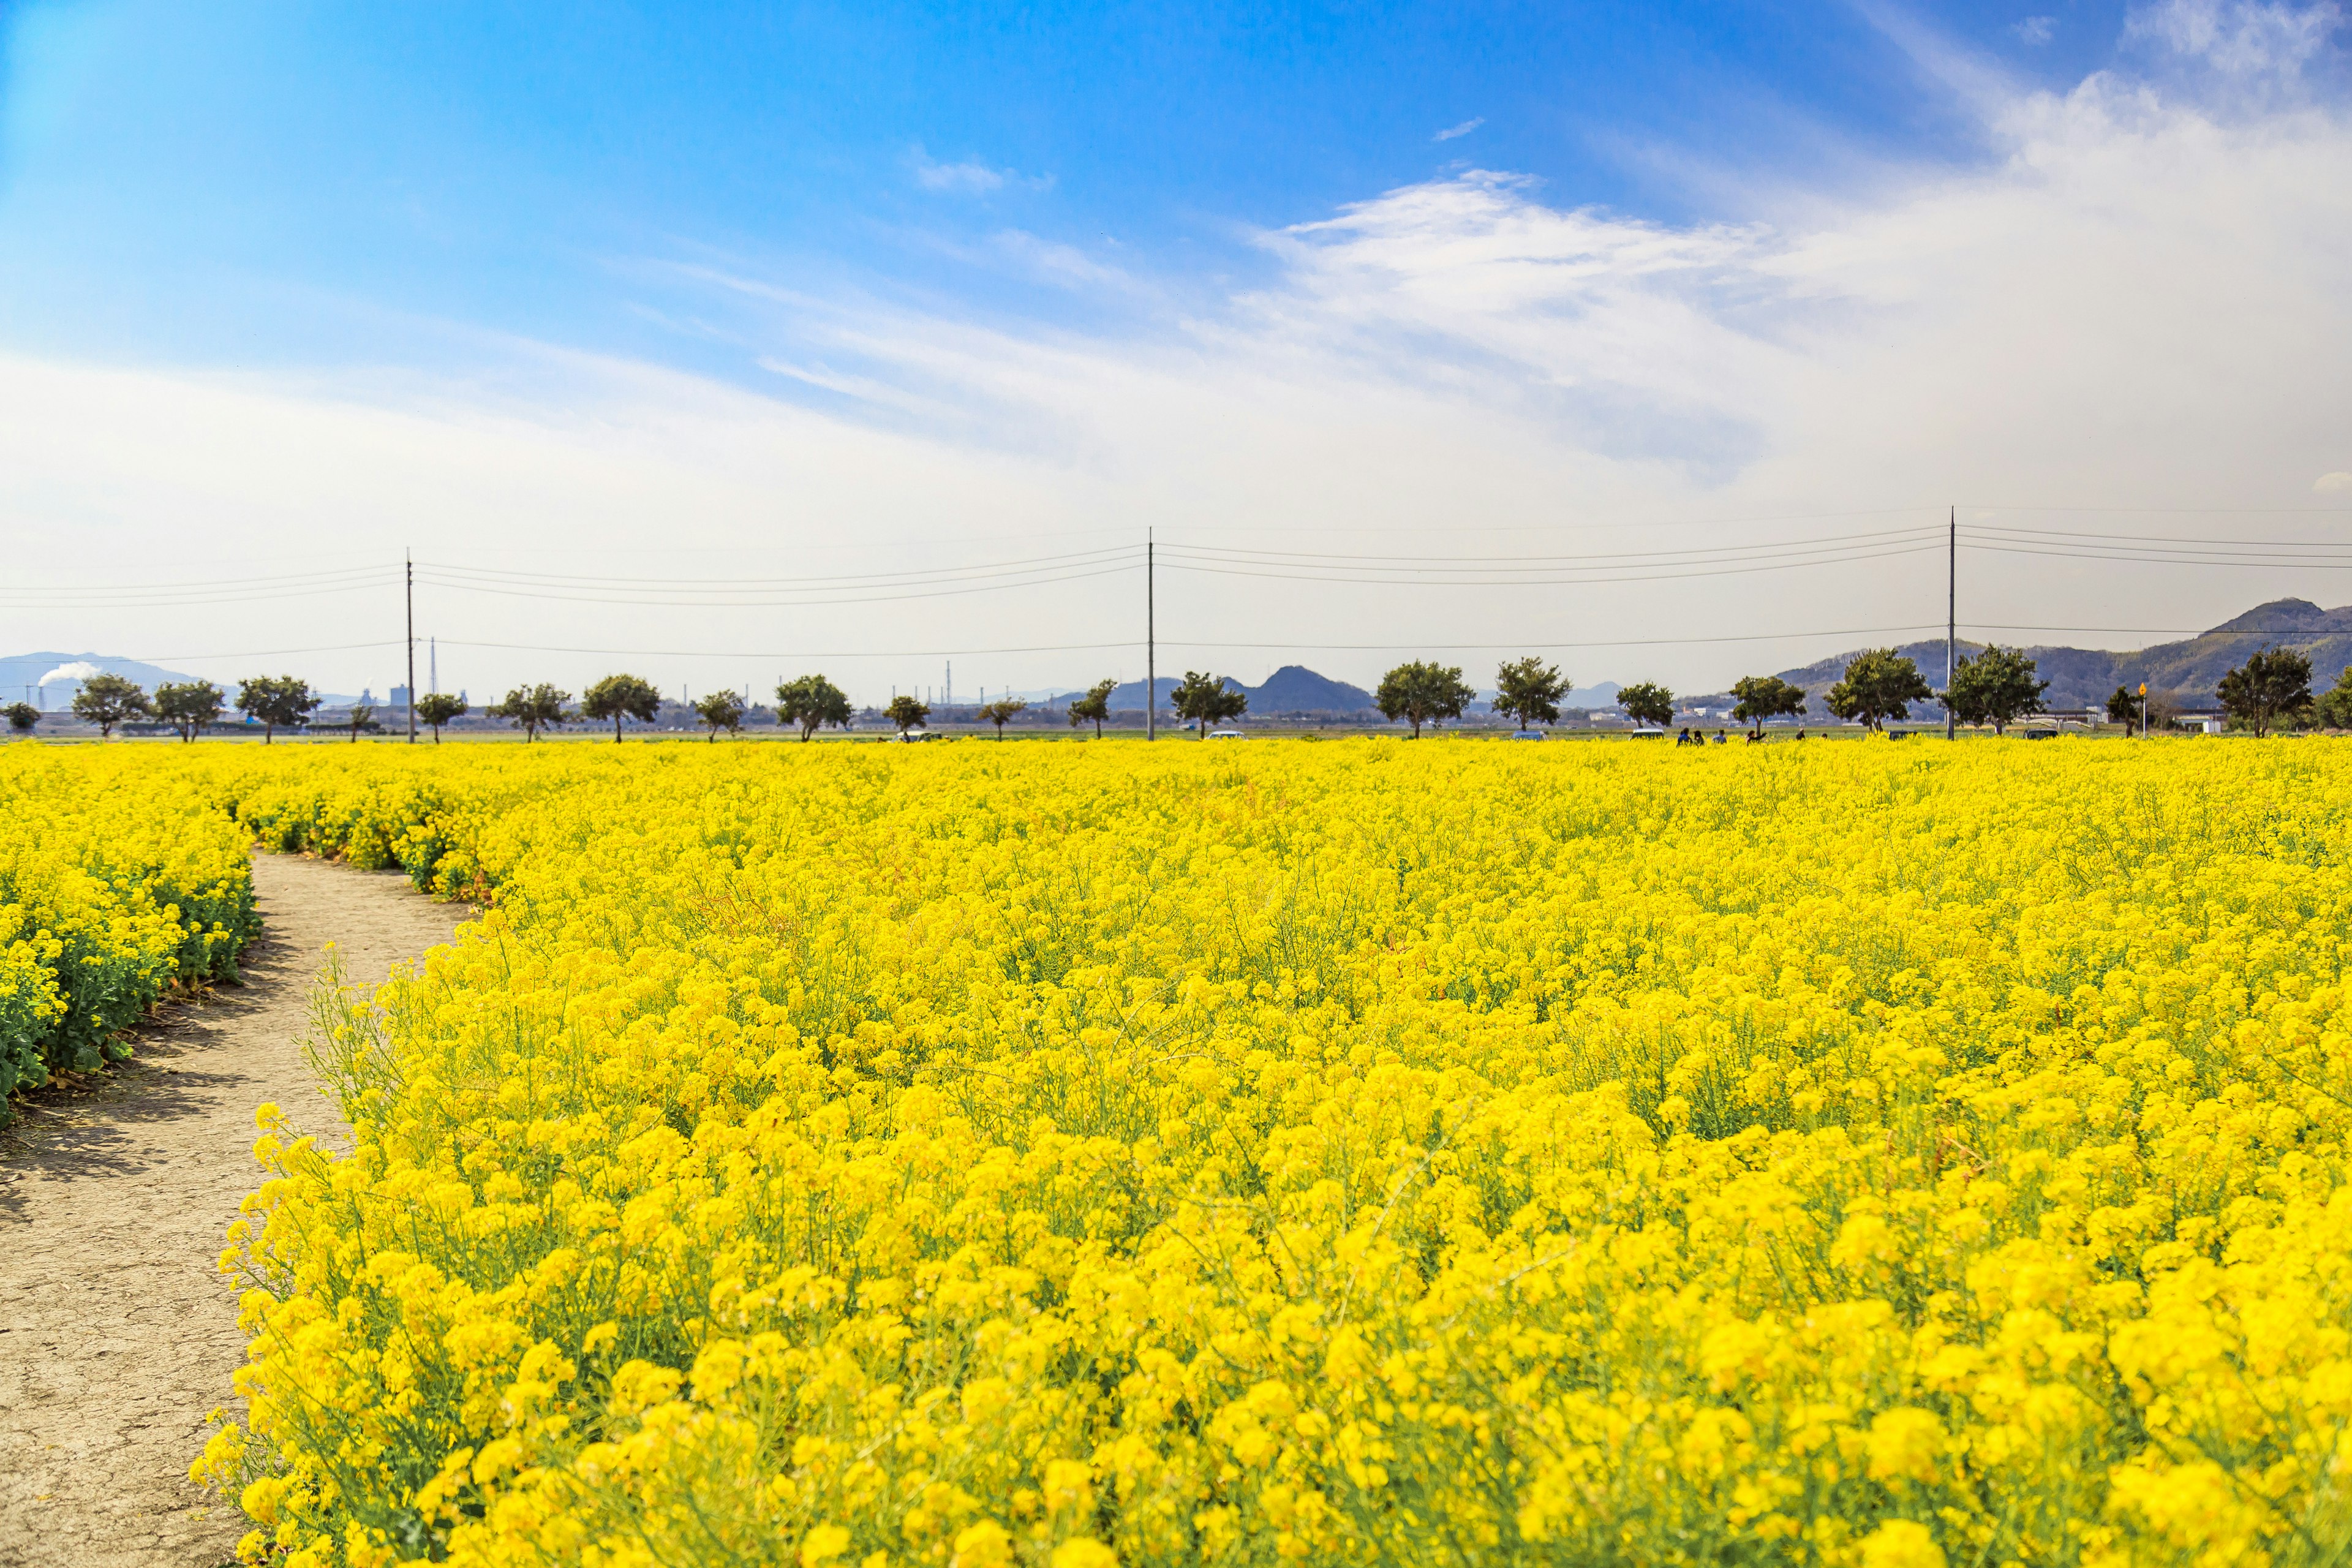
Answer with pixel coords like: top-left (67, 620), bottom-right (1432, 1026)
top-left (2013, 15), bottom-right (2057, 44)
top-left (2125, 0), bottom-right (2344, 77)
top-left (910, 146), bottom-right (1052, 195)
top-left (11, 2), bottom-right (2352, 697)
top-left (1433, 117), bottom-right (1485, 141)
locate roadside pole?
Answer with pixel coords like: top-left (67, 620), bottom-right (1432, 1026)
top-left (405, 551), bottom-right (417, 743)
top-left (1147, 529), bottom-right (1156, 741)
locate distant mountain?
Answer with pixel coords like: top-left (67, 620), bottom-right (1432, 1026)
top-left (1562, 680), bottom-right (1622, 710)
top-left (1244, 665), bottom-right (1374, 714)
top-left (1102, 676), bottom-right (1180, 712)
top-left (1087, 667), bottom-right (1378, 715)
top-left (0, 651), bottom-right (202, 709)
top-left (1771, 598), bottom-right (2352, 710)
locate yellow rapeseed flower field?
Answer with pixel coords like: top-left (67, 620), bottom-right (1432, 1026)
top-left (114, 735), bottom-right (2352, 1566)
top-left (0, 747), bottom-right (257, 1109)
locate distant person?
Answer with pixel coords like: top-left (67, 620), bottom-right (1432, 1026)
top-left (1713, 729), bottom-right (1727, 744)
top-left (1747, 729), bottom-right (1763, 744)
top-left (1796, 729), bottom-right (1806, 741)
top-left (1676, 726), bottom-right (1691, 745)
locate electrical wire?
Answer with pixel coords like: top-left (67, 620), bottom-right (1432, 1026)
top-left (415, 543), bottom-right (1141, 589)
top-left (413, 561), bottom-right (1140, 608)
top-left (1159, 540), bottom-right (1948, 587)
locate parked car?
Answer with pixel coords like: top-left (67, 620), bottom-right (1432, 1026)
top-left (1510, 730), bottom-right (1545, 741)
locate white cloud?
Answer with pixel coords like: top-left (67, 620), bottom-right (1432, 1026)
top-left (2014, 16), bottom-right (2058, 45)
top-left (1434, 117), bottom-right (1485, 141)
top-left (910, 146), bottom-right (1052, 195)
top-left (6, 10), bottom-right (2351, 701)
top-left (911, 150), bottom-right (1005, 194)
top-left (2125, 0), bottom-right (2343, 77)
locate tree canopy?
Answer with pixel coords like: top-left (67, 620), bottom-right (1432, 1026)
top-left (2217, 646), bottom-right (2314, 737)
top-left (491, 684), bottom-right (572, 742)
top-left (978, 698), bottom-right (1028, 738)
top-left (1943, 646), bottom-right (2049, 735)
top-left (1493, 656), bottom-right (1570, 729)
top-left (1374, 662), bottom-right (1472, 739)
top-left (582, 674), bottom-right (662, 742)
top-left (693, 690), bottom-right (746, 741)
top-left (1170, 671), bottom-right (1247, 737)
top-left (1730, 675), bottom-right (1807, 738)
top-left (5, 702), bottom-right (40, 736)
top-left (2105, 685), bottom-right (2141, 731)
top-left (1825, 650), bottom-right (1932, 731)
top-left (237, 675), bottom-right (320, 744)
top-left (1616, 681), bottom-right (1675, 729)
top-left (885, 694), bottom-right (930, 736)
top-left (417, 692), bottom-right (467, 742)
top-left (1066, 677), bottom-right (1116, 738)
top-left (71, 673), bottom-right (151, 738)
top-left (153, 680), bottom-right (224, 743)
top-left (344, 703), bottom-right (377, 743)
top-left (2316, 664), bottom-right (2352, 730)
top-left (777, 674), bottom-right (854, 742)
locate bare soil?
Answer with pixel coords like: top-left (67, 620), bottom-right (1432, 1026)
top-left (0, 854), bottom-right (467, 1568)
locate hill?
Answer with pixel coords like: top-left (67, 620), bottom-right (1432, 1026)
top-left (1772, 599), bottom-right (2352, 710)
top-left (0, 651), bottom-right (203, 709)
top-left (1090, 668), bottom-right (1377, 715)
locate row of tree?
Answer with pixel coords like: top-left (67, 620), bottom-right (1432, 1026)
top-left (13, 644), bottom-right (2338, 745)
top-left (1365, 642), bottom-right (2343, 740)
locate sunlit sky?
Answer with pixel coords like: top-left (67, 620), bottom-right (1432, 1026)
top-left (4, 0), bottom-right (2349, 704)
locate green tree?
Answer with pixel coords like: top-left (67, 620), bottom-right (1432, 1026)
top-left (1493, 656), bottom-right (1571, 729)
top-left (1943, 646), bottom-right (2049, 736)
top-left (1066, 678), bottom-right (1116, 738)
top-left (70, 673), bottom-right (151, 738)
top-left (1170, 671), bottom-right (1248, 738)
top-left (885, 694), bottom-right (930, 736)
top-left (1373, 662), bottom-right (1471, 739)
top-left (978, 698), bottom-right (1028, 739)
top-left (236, 675), bottom-right (320, 744)
top-left (153, 680), bottom-right (224, 743)
top-left (489, 684), bottom-right (571, 741)
top-left (416, 692), bottom-right (467, 743)
top-left (777, 674), bottom-right (854, 742)
top-left (582, 674), bottom-right (661, 742)
top-left (344, 703), bottom-right (377, 743)
top-left (4, 702), bottom-right (39, 737)
top-left (1616, 680), bottom-right (1676, 729)
top-left (1825, 649), bottom-right (1932, 731)
top-left (2315, 665), bottom-right (2352, 729)
top-left (2217, 645), bottom-right (2315, 737)
top-left (2105, 685), bottom-right (2141, 733)
top-left (693, 690), bottom-right (746, 741)
top-left (1730, 675), bottom-right (1807, 738)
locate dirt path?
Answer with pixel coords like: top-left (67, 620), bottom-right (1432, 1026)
top-left (0, 854), bottom-right (467, 1568)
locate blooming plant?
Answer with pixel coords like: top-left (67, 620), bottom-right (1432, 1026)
top-left (150, 736), bottom-right (2352, 1567)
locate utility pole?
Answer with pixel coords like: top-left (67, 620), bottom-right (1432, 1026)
top-left (1147, 528), bottom-right (1156, 741)
top-left (1945, 507), bottom-right (1955, 741)
top-left (405, 551), bottom-right (417, 743)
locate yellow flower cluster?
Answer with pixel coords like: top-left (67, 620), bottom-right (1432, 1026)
top-left (0, 745), bottom-right (257, 1107)
top-left (176, 737), bottom-right (2352, 1567)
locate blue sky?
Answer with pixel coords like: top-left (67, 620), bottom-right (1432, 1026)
top-left (3, 0), bottom-right (2349, 703)
top-left (3, 0), bottom-right (2137, 374)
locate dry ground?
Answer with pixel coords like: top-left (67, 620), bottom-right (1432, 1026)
top-left (0, 854), bottom-right (467, 1568)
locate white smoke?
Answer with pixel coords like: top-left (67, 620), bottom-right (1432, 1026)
top-left (37, 660), bottom-right (103, 687)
